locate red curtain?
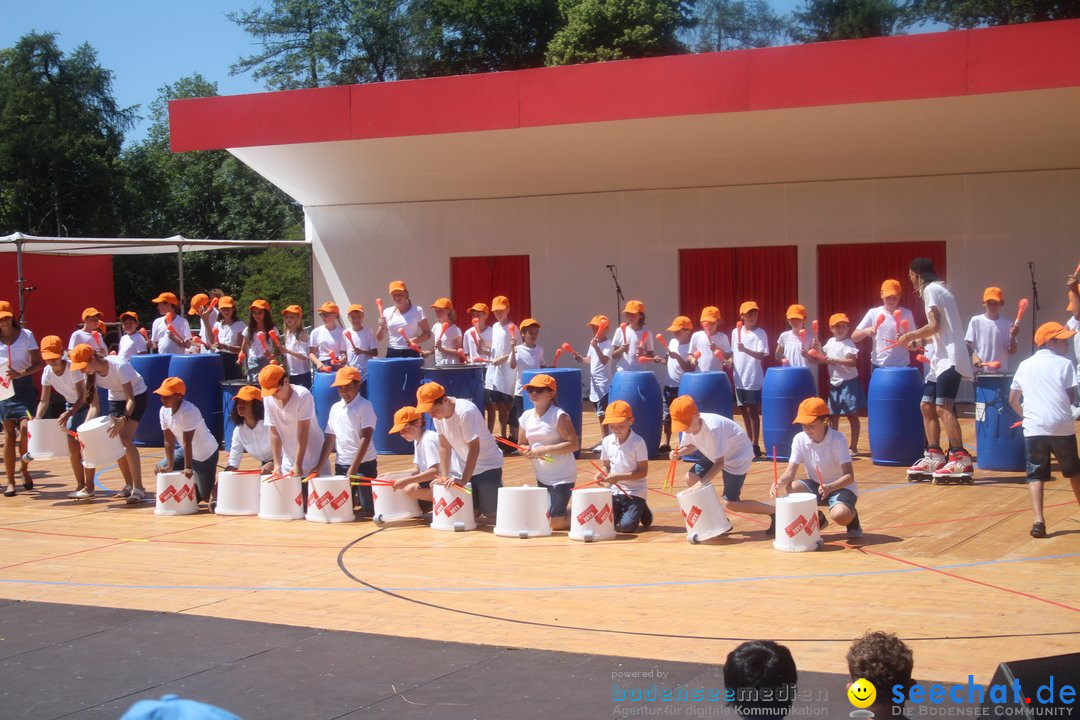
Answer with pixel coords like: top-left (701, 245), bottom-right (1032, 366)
top-left (0, 253), bottom-right (115, 345)
top-left (679, 245), bottom-right (798, 371)
top-left (816, 241), bottom-right (947, 397)
top-left (450, 255), bottom-right (531, 324)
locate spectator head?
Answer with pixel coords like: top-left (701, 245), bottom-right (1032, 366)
top-left (724, 640), bottom-right (798, 719)
top-left (846, 631), bottom-right (914, 709)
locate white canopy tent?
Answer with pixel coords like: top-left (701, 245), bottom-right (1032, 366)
top-left (0, 233), bottom-right (310, 319)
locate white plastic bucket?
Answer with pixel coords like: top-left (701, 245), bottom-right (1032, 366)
top-left (27, 419), bottom-right (70, 460)
top-left (305, 476), bottom-right (355, 524)
top-left (258, 473), bottom-right (305, 521)
top-left (677, 483), bottom-right (732, 543)
top-left (568, 488), bottom-right (616, 542)
top-left (372, 484), bottom-right (422, 523)
top-left (76, 416), bottom-right (126, 467)
top-left (0, 359), bottom-right (14, 401)
top-left (215, 471), bottom-right (261, 516)
top-left (154, 472), bottom-right (198, 516)
top-left (430, 483), bottom-right (476, 532)
top-left (493, 486), bottom-right (551, 539)
top-left (773, 492), bottom-right (822, 552)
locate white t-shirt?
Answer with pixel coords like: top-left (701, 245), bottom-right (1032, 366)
top-left (731, 326), bottom-right (768, 391)
top-left (922, 282), bottom-right (973, 380)
top-left (384, 304), bottom-right (425, 350)
top-left (518, 405), bottom-right (575, 486)
top-left (343, 326), bottom-right (377, 376)
top-left (150, 316), bottom-right (191, 355)
top-left (965, 314), bottom-right (1013, 371)
top-left (68, 329), bottom-right (107, 356)
top-left (856, 306), bottom-right (917, 367)
top-left (1068, 316), bottom-right (1080, 373)
top-left (433, 398), bottom-right (503, 476)
top-left (42, 363), bottom-right (85, 404)
top-left (464, 325), bottom-right (492, 362)
top-left (117, 332), bottom-right (147, 360)
top-left (264, 385), bottom-right (327, 474)
top-left (485, 322), bottom-right (516, 394)
top-left (776, 330), bottom-right (809, 368)
top-left (1011, 349), bottom-right (1077, 437)
top-left (241, 326), bottom-right (276, 360)
top-left (309, 325), bottom-right (347, 365)
top-left (600, 431), bottom-right (649, 498)
top-left (586, 340), bottom-right (613, 402)
top-left (159, 400), bottom-right (218, 462)
top-left (228, 419), bottom-right (272, 467)
top-left (95, 356), bottom-right (146, 400)
top-left (689, 330), bottom-right (730, 372)
top-left (326, 393), bottom-right (378, 465)
top-left (823, 337), bottom-right (859, 386)
top-left (282, 329), bottom-right (310, 376)
top-left (1, 328), bottom-right (38, 373)
top-left (414, 428), bottom-right (463, 476)
top-left (433, 323), bottom-right (464, 366)
top-left (789, 428), bottom-right (857, 495)
top-left (682, 412), bottom-right (754, 476)
top-left (612, 324), bottom-right (654, 372)
top-left (214, 319), bottom-right (246, 350)
top-left (513, 344), bottom-right (545, 396)
top-left (665, 339), bottom-right (692, 386)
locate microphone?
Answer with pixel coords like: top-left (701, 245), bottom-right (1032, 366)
top-left (23, 286), bottom-right (36, 292)
top-left (605, 264), bottom-right (615, 269)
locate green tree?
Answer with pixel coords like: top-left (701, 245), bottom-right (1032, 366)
top-left (909, 0), bottom-right (1080, 27)
top-left (238, 246), bottom-right (313, 327)
top-left (789, 0), bottom-right (910, 42)
top-left (546, 0), bottom-right (695, 65)
top-left (694, 0), bottom-right (788, 50)
top-left (0, 32), bottom-right (134, 236)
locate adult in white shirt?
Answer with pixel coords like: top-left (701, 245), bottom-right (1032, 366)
top-left (1008, 322), bottom-right (1080, 539)
top-left (35, 335), bottom-right (94, 498)
top-left (154, 377), bottom-right (219, 504)
top-left (149, 292), bottom-right (193, 355)
top-left (258, 364), bottom-right (328, 478)
top-left (852, 279), bottom-right (917, 369)
top-left (611, 300), bottom-right (654, 372)
top-left (117, 312), bottom-right (149, 360)
top-left (417, 382), bottom-right (503, 520)
top-left (897, 258), bottom-right (975, 479)
top-left (689, 306), bottom-right (731, 373)
top-left (964, 286), bottom-right (1018, 373)
top-left (224, 385), bottom-right (273, 475)
top-left (596, 400), bottom-right (652, 532)
top-left (0, 305), bottom-right (41, 496)
top-left (517, 374), bottom-right (579, 530)
top-left (318, 367), bottom-right (378, 516)
top-left (68, 306), bottom-right (108, 358)
top-left (427, 298), bottom-right (464, 366)
top-left (377, 280), bottom-right (431, 359)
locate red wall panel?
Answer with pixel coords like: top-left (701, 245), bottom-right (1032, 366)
top-left (0, 254), bottom-right (116, 346)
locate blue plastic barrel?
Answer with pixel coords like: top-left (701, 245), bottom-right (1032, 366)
top-left (129, 354), bottom-right (171, 447)
top-left (311, 371), bottom-right (340, 432)
top-left (424, 366), bottom-right (486, 411)
top-left (610, 371), bottom-right (662, 457)
top-left (522, 368), bottom-right (583, 458)
top-left (220, 380), bottom-right (251, 453)
top-left (762, 367), bottom-right (816, 461)
top-left (867, 367), bottom-right (924, 466)
top-left (167, 354), bottom-right (225, 442)
top-left (368, 357), bottom-right (424, 454)
top-left (677, 371), bottom-right (733, 462)
top-left (974, 374), bottom-right (1025, 471)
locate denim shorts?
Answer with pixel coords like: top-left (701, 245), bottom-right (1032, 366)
top-left (796, 479), bottom-right (857, 510)
top-left (1024, 435), bottom-right (1080, 482)
top-left (594, 393), bottom-right (609, 418)
top-left (165, 447), bottom-right (219, 503)
top-left (929, 366), bottom-right (962, 405)
top-left (662, 385), bottom-right (679, 421)
top-left (542, 481), bottom-right (573, 517)
top-left (469, 467), bottom-right (502, 516)
top-left (66, 403), bottom-right (89, 431)
top-left (735, 388), bottom-right (761, 407)
top-left (613, 494), bottom-right (649, 533)
top-left (690, 458), bottom-right (745, 501)
top-left (829, 377), bottom-right (865, 415)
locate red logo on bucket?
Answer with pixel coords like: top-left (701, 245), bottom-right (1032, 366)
top-left (683, 505), bottom-right (702, 528)
top-left (433, 497), bottom-right (447, 516)
top-left (595, 504), bottom-right (612, 524)
top-left (445, 497), bottom-right (464, 517)
top-left (160, 484), bottom-right (194, 504)
top-left (330, 491), bottom-right (349, 510)
top-left (372, 490), bottom-right (378, 502)
top-left (785, 515), bottom-right (808, 538)
top-left (294, 492), bottom-right (303, 507)
top-left (805, 512), bottom-right (819, 535)
top-left (314, 491), bottom-right (332, 509)
top-left (576, 504), bottom-right (598, 525)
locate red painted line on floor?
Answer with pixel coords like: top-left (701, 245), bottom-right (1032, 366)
top-left (0, 541), bottom-right (128, 571)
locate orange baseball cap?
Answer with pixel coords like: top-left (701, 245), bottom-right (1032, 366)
top-left (0, 300), bottom-right (12, 319)
top-left (430, 298), bottom-right (453, 310)
top-left (346, 303), bottom-right (364, 315)
top-left (250, 299), bottom-right (271, 311)
top-left (700, 306), bottom-right (721, 323)
top-left (669, 396), bottom-right (700, 433)
top-left (786, 304), bottom-right (807, 320)
top-left (388, 280), bottom-right (408, 294)
top-left (623, 300), bottom-right (645, 315)
top-left (829, 313), bottom-right (851, 326)
top-left (667, 316), bottom-right (693, 332)
top-left (601, 400), bottom-right (634, 425)
top-left (739, 301), bottom-right (759, 315)
top-left (331, 366), bottom-right (362, 387)
top-left (152, 292), bottom-right (179, 305)
top-left (793, 397), bottom-right (830, 424)
top-left (982, 287), bottom-right (1004, 303)
top-left (519, 317), bottom-right (541, 330)
top-left (469, 303), bottom-right (489, 315)
top-left (68, 343), bottom-right (96, 370)
top-left (282, 304), bottom-right (302, 315)
top-left (522, 373), bottom-right (557, 392)
top-left (1034, 321), bottom-right (1076, 347)
top-left (258, 364), bottom-right (287, 397)
top-left (187, 294), bottom-right (210, 315)
top-left (119, 311), bottom-right (138, 322)
top-left (415, 382), bottom-right (446, 413)
top-left (390, 406), bottom-right (425, 433)
top-left (881, 279), bottom-right (902, 298)
top-left (39, 335), bottom-right (64, 361)
top-left (491, 295), bottom-right (510, 311)
top-left (318, 301), bottom-right (340, 315)
top-left (586, 314), bottom-right (609, 328)
top-left (217, 296), bottom-right (236, 309)
top-left (153, 377), bottom-right (187, 397)
top-left (235, 386), bottom-right (262, 403)
top-left (81, 307), bottom-right (103, 320)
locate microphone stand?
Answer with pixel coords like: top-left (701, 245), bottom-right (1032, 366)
top-left (1028, 262), bottom-right (1039, 354)
top-left (606, 265), bottom-right (625, 321)
top-left (19, 284), bottom-right (35, 325)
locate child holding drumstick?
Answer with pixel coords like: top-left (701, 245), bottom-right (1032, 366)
top-left (597, 400), bottom-right (653, 532)
top-left (573, 315), bottom-right (612, 450)
top-left (820, 313), bottom-right (864, 455)
top-left (385, 406), bottom-right (443, 509)
top-left (149, 292), bottom-right (192, 355)
top-left (732, 301), bottom-right (768, 458)
top-left (656, 316), bottom-right (695, 452)
top-left (611, 300), bottom-right (653, 372)
top-left (36, 335), bottom-right (94, 498)
top-left (964, 286), bottom-right (1019, 373)
top-left (690, 306), bottom-right (731, 372)
top-left (517, 373), bottom-right (579, 530)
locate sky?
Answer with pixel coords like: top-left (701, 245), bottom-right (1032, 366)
top-left (1, 0), bottom-right (809, 144)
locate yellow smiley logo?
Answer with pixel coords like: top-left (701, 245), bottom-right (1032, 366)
top-left (848, 678), bottom-right (877, 708)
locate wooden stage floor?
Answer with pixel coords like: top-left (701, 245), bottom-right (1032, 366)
top-left (1, 416), bottom-right (1076, 684)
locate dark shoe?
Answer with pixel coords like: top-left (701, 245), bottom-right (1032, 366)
top-left (4, 487), bottom-right (15, 497)
top-left (753, 445), bottom-right (764, 458)
top-left (846, 510), bottom-right (863, 539)
top-left (766, 514), bottom-right (776, 537)
top-left (1030, 522), bottom-right (1047, 538)
top-left (658, 444), bottom-right (671, 454)
top-left (818, 510), bottom-right (829, 530)
top-left (641, 504), bottom-right (653, 529)
top-left (22, 476), bottom-right (33, 491)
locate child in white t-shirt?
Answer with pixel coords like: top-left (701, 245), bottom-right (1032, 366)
top-left (775, 304), bottom-right (813, 370)
top-left (36, 335), bottom-right (94, 498)
top-left (464, 303), bottom-right (492, 364)
top-left (597, 400), bottom-right (652, 533)
top-left (343, 304), bottom-right (378, 390)
top-left (308, 301), bottom-right (347, 372)
top-left (964, 286), bottom-right (1018, 373)
top-left (1008, 322), bottom-right (1080, 539)
top-left (689, 306), bottom-right (731, 372)
top-left (385, 406), bottom-right (443, 511)
top-left (518, 373), bottom-right (579, 530)
top-left (732, 301), bottom-right (769, 458)
top-left (427, 298), bottom-right (464, 366)
top-left (485, 296), bottom-right (517, 443)
top-left (154, 377), bottom-right (220, 506)
top-left (510, 318), bottom-right (545, 440)
top-left (820, 313), bottom-right (863, 454)
top-left (611, 300), bottom-right (654, 372)
top-left (772, 397), bottom-right (862, 538)
top-left (318, 367), bottom-right (378, 516)
top-left (574, 315), bottom-right (613, 450)
top-left (117, 311), bottom-right (148, 360)
top-left (68, 307), bottom-right (108, 357)
top-left (656, 316), bottom-right (695, 452)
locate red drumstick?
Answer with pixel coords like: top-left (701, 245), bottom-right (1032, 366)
top-left (736, 320), bottom-right (743, 344)
top-left (691, 351), bottom-right (701, 360)
top-left (811, 320), bottom-right (819, 340)
top-left (873, 314), bottom-right (886, 332)
top-left (139, 327), bottom-right (149, 342)
top-left (1013, 298), bottom-right (1029, 327)
top-left (900, 319), bottom-right (910, 332)
top-left (893, 309), bottom-right (902, 326)
top-left (619, 322), bottom-right (628, 341)
top-left (208, 297), bottom-right (219, 309)
top-left (471, 317), bottom-right (482, 344)
top-left (375, 298), bottom-right (384, 316)
top-left (594, 318), bottom-right (609, 340)
top-left (440, 321), bottom-right (450, 334)
top-left (165, 311), bottom-right (175, 325)
top-left (914, 354), bottom-right (930, 364)
top-left (399, 328), bottom-right (421, 351)
top-left (508, 323), bottom-right (517, 341)
top-left (1010, 420), bottom-right (1022, 429)
top-left (268, 329), bottom-right (283, 349)
top-left (799, 328), bottom-right (807, 347)
top-left (982, 361), bottom-right (1001, 370)
top-left (636, 356), bottom-right (653, 364)
top-left (808, 349), bottom-right (827, 361)
top-left (561, 342), bottom-right (577, 355)
top-left (257, 331), bottom-right (270, 354)
top-left (92, 330), bottom-right (103, 349)
top-left (211, 327), bottom-right (220, 342)
top-left (456, 348), bottom-right (467, 361)
top-left (816, 465), bottom-right (827, 500)
top-left (553, 348), bottom-right (563, 365)
top-left (772, 446), bottom-right (779, 491)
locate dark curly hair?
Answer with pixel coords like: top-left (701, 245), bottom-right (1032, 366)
top-left (723, 640), bottom-right (798, 719)
top-left (846, 631), bottom-right (913, 703)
